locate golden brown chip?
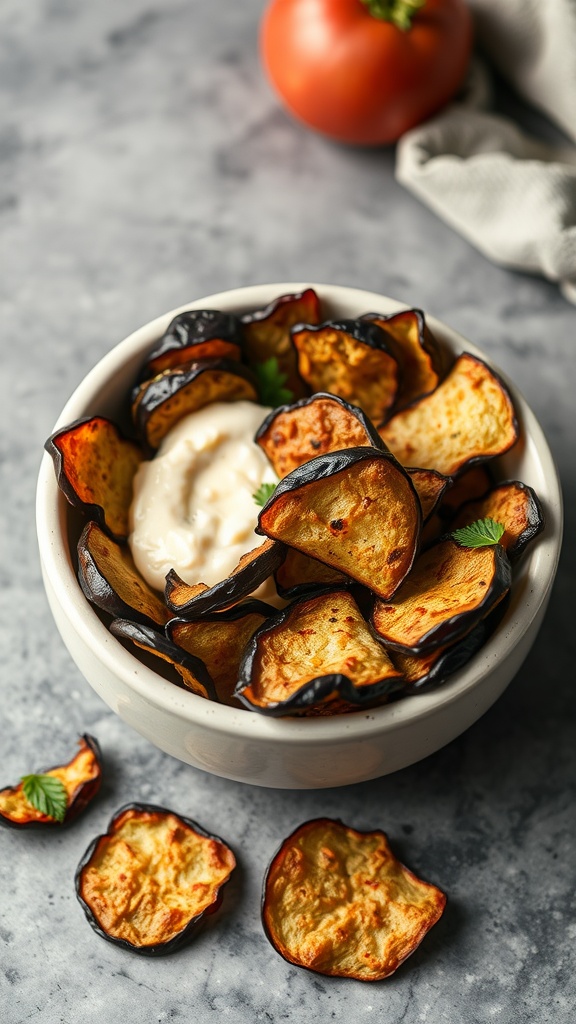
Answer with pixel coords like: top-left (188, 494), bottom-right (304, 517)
top-left (45, 416), bottom-right (143, 542)
top-left (262, 818), bottom-right (446, 980)
top-left (378, 354), bottom-right (519, 476)
top-left (274, 547), bottom-right (349, 599)
top-left (77, 521), bottom-right (170, 628)
top-left (257, 448), bottom-right (421, 601)
top-left (449, 480), bottom-right (544, 558)
top-left (255, 393), bottom-right (386, 479)
top-left (363, 308), bottom-right (443, 408)
top-left (110, 619), bottom-right (216, 700)
top-left (241, 288), bottom-right (321, 396)
top-left (236, 590), bottom-right (403, 714)
top-left (372, 538), bottom-right (511, 655)
top-left (165, 540), bottom-right (284, 617)
top-left (407, 468), bottom-right (450, 523)
top-left (142, 309), bottom-right (243, 377)
top-left (76, 804), bottom-right (236, 954)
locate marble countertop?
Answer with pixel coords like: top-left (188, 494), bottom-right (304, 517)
top-left (1, 2), bottom-right (575, 1022)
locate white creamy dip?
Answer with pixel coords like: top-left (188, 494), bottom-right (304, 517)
top-left (129, 401), bottom-right (277, 595)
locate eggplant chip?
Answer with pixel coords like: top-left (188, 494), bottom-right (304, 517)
top-left (362, 308), bottom-right (443, 409)
top-left (110, 619), bottom-right (216, 700)
top-left (438, 464), bottom-right (493, 520)
top-left (274, 547), bottom-right (349, 600)
top-left (379, 354), bottom-right (519, 477)
top-left (132, 359), bottom-right (258, 451)
top-left (78, 521), bottom-right (170, 628)
top-left (165, 540), bottom-right (284, 617)
top-left (235, 590), bottom-right (403, 715)
top-left (168, 601), bottom-right (274, 705)
top-left (450, 480), bottom-right (544, 559)
top-left (372, 538), bottom-right (511, 655)
top-left (262, 818), bottom-right (446, 980)
top-left (241, 288), bottom-right (321, 395)
top-left (257, 448), bottom-right (421, 601)
top-left (0, 735), bottom-right (102, 829)
top-left (142, 309), bottom-right (244, 378)
top-left (292, 320), bottom-right (400, 423)
top-left (45, 417), bottom-right (143, 542)
top-left (75, 804), bottom-right (236, 955)
top-left (255, 393), bottom-right (386, 479)
top-left (407, 468), bottom-right (450, 523)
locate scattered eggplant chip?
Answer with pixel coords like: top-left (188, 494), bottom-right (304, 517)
top-left (407, 468), bottom-right (450, 523)
top-left (141, 309), bottom-right (244, 378)
top-left (165, 540), bottom-right (285, 617)
top-left (0, 735), bottom-right (102, 830)
top-left (110, 619), bottom-right (217, 699)
top-left (241, 288), bottom-right (321, 396)
top-left (450, 480), bottom-right (544, 559)
top-left (235, 590), bottom-right (403, 715)
top-left (438, 464), bottom-right (493, 520)
top-left (274, 547), bottom-right (350, 600)
top-left (78, 521), bottom-right (170, 628)
top-left (291, 319), bottom-right (400, 423)
top-left (262, 818), bottom-right (446, 980)
top-left (131, 359), bottom-right (258, 451)
top-left (255, 393), bottom-right (386, 479)
top-left (372, 538), bottom-right (511, 655)
top-left (362, 308), bottom-right (443, 408)
top-left (168, 601), bottom-right (274, 705)
top-left (75, 803), bottom-right (236, 955)
top-left (45, 416), bottom-right (143, 542)
top-left (379, 354), bottom-right (519, 477)
top-left (257, 448), bottom-right (421, 601)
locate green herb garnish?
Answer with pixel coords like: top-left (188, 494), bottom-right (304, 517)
top-left (21, 774), bottom-right (68, 822)
top-left (253, 482), bottom-right (277, 507)
top-left (254, 357), bottom-right (294, 408)
top-left (451, 517), bottom-right (505, 549)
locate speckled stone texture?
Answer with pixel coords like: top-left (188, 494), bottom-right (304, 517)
top-left (1, 2), bottom-right (575, 1022)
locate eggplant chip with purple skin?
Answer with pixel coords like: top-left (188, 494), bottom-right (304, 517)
top-left (45, 416), bottom-right (143, 542)
top-left (165, 539), bottom-right (285, 617)
top-left (110, 619), bottom-right (217, 700)
top-left (274, 546), bottom-right (350, 600)
top-left (406, 468), bottom-right (450, 523)
top-left (75, 803), bottom-right (236, 956)
top-left (438, 464), bottom-right (493, 520)
top-left (449, 480), bottom-right (544, 560)
top-left (235, 590), bottom-right (403, 715)
top-left (141, 309), bottom-right (244, 378)
top-left (241, 287), bottom-right (321, 396)
top-left (255, 393), bottom-right (386, 479)
top-left (0, 735), bottom-right (102, 830)
top-left (362, 308), bottom-right (444, 409)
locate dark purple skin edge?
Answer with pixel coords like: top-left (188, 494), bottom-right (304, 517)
top-left (164, 542), bottom-right (285, 618)
top-left (166, 597), bottom-right (278, 634)
top-left (240, 287), bottom-right (320, 326)
top-left (453, 480), bottom-right (545, 561)
top-left (140, 309), bottom-right (245, 379)
top-left (234, 589), bottom-right (405, 716)
top-left (74, 802), bottom-right (236, 957)
top-left (253, 391), bottom-right (387, 454)
top-left (372, 542), bottom-right (512, 657)
top-left (110, 619), bottom-right (218, 701)
top-left (0, 734), bottom-right (103, 831)
top-left (290, 317), bottom-right (395, 355)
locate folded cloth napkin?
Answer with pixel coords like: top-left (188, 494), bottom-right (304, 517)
top-left (396, 0), bottom-right (576, 302)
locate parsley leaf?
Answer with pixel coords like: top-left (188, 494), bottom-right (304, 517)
top-left (253, 482), bottom-right (277, 507)
top-left (254, 357), bottom-right (294, 408)
top-left (21, 774), bottom-right (68, 822)
top-left (451, 517), bottom-right (505, 548)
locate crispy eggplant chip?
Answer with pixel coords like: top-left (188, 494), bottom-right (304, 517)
top-left (78, 521), bottom-right (170, 628)
top-left (132, 359), bottom-right (258, 451)
top-left (164, 540), bottom-right (285, 617)
top-left (75, 803), bottom-right (236, 955)
top-left (45, 416), bottom-right (143, 542)
top-left (241, 288), bottom-right (321, 396)
top-left (274, 547), bottom-right (350, 600)
top-left (407, 468), bottom-right (450, 523)
top-left (378, 354), bottom-right (519, 477)
top-left (372, 538), bottom-right (511, 655)
top-left (141, 309), bottom-right (244, 378)
top-left (257, 448), bottom-right (421, 601)
top-left (362, 308), bottom-right (443, 408)
top-left (168, 601), bottom-right (274, 705)
top-left (110, 619), bottom-right (216, 699)
top-left (450, 480), bottom-right (544, 559)
top-left (262, 818), bottom-right (446, 980)
top-left (0, 735), bottom-right (102, 830)
top-left (235, 590), bottom-right (403, 715)
top-left (292, 320), bottom-right (400, 423)
top-left (255, 393), bottom-right (386, 479)
top-left (438, 464), bottom-right (493, 520)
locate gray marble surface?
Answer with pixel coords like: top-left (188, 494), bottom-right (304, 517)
top-left (1, 2), bottom-right (575, 1022)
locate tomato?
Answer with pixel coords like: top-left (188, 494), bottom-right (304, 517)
top-left (260, 0), bottom-right (472, 145)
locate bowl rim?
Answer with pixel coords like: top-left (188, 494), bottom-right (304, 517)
top-left (36, 282), bottom-right (564, 746)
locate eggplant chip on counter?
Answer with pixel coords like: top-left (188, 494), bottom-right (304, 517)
top-left (257, 448), bottom-right (421, 601)
top-left (141, 309), bottom-right (244, 378)
top-left (262, 818), bottom-right (446, 980)
top-left (235, 590), bottom-right (403, 715)
top-left (362, 308), bottom-right (443, 409)
top-left (45, 417), bottom-right (143, 542)
top-left (0, 735), bottom-right (102, 829)
top-left (110, 619), bottom-right (217, 700)
top-left (450, 480), bottom-right (544, 559)
top-left (75, 804), bottom-right (236, 955)
top-left (165, 539), bottom-right (284, 617)
top-left (255, 393), bottom-right (386, 479)
top-left (241, 287), bottom-right (321, 396)
top-left (379, 354), bottom-right (519, 477)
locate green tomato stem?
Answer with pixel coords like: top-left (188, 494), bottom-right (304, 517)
top-left (361, 0), bottom-right (427, 32)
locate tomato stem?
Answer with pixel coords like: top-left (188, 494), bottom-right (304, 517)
top-left (361, 0), bottom-right (427, 32)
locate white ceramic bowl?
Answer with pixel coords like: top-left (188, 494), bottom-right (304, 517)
top-left (36, 283), bottom-right (563, 789)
